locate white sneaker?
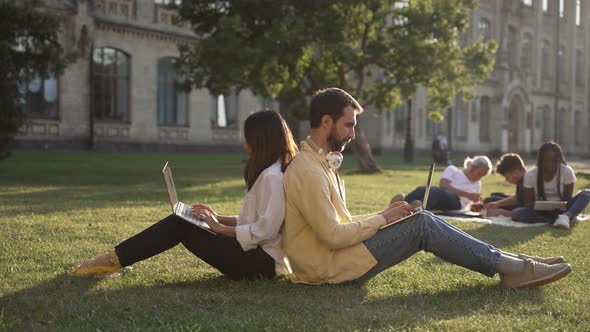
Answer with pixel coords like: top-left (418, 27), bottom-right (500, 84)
top-left (553, 214), bottom-right (570, 229)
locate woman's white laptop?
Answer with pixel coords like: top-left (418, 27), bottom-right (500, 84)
top-left (380, 163), bottom-right (435, 229)
top-left (534, 201), bottom-right (567, 212)
top-left (162, 162), bottom-right (215, 234)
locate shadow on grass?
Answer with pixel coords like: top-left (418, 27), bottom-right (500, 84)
top-left (0, 272), bottom-right (546, 330)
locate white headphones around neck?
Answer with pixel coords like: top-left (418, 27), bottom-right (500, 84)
top-left (319, 149), bottom-right (343, 170)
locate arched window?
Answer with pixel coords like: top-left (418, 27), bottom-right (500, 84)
top-left (157, 57), bottom-right (187, 126)
top-left (93, 47), bottom-right (130, 121)
top-left (18, 72), bottom-right (59, 119)
top-left (479, 96), bottom-right (491, 142)
top-left (521, 34), bottom-right (533, 74)
top-left (541, 40), bottom-right (551, 79)
top-left (477, 18), bottom-right (491, 41)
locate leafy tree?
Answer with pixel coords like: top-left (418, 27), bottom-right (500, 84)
top-left (0, 0), bottom-right (71, 159)
top-left (176, 0), bottom-right (496, 172)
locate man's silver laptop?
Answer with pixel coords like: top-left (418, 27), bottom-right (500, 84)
top-left (380, 163), bottom-right (435, 229)
top-left (162, 162), bottom-right (215, 234)
top-left (534, 201), bottom-right (567, 212)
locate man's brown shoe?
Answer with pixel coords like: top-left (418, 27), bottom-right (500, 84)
top-left (500, 259), bottom-right (572, 289)
top-left (519, 254), bottom-right (566, 265)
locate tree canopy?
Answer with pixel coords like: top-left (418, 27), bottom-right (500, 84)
top-left (176, 0), bottom-right (497, 172)
top-left (0, 0), bottom-right (71, 159)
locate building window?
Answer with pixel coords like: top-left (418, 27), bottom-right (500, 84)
top-left (542, 40), bottom-right (551, 79)
top-left (559, 0), bottom-right (564, 18)
top-left (557, 108), bottom-right (567, 143)
top-left (157, 57), bottom-right (187, 126)
top-left (558, 46), bottom-right (566, 82)
top-left (575, 110), bottom-right (583, 145)
top-left (386, 110), bottom-right (392, 136)
top-left (542, 0), bottom-right (548, 12)
top-left (576, 0), bottom-right (581, 26)
top-left (454, 95), bottom-right (466, 140)
top-left (479, 96), bottom-right (490, 142)
top-left (211, 92), bottom-right (237, 128)
top-left (425, 118), bottom-right (436, 137)
top-left (521, 34), bottom-right (533, 74)
top-left (92, 47), bottom-right (129, 122)
top-left (477, 18), bottom-right (491, 41)
top-left (394, 104), bottom-right (405, 137)
top-left (542, 107), bottom-right (552, 141)
top-left (507, 27), bottom-right (518, 67)
top-left (576, 50), bottom-right (584, 86)
top-left (522, 0), bottom-right (532, 7)
top-left (17, 73), bottom-right (59, 119)
top-left (417, 108), bottom-right (424, 137)
top-left (471, 100), bottom-right (478, 123)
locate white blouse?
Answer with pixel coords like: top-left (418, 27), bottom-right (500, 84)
top-left (523, 164), bottom-right (576, 201)
top-left (235, 161), bottom-right (291, 275)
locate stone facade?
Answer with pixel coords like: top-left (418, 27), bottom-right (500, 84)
top-left (17, 1), bottom-right (590, 156)
top-left (17, 0), bottom-right (264, 151)
top-left (372, 0), bottom-right (590, 156)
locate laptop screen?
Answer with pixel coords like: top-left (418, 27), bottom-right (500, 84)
top-left (162, 162), bottom-right (178, 210)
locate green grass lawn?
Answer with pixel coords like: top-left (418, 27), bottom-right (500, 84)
top-left (1, 151), bottom-right (589, 331)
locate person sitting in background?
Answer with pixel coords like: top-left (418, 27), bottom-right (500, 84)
top-left (512, 141), bottom-right (590, 229)
top-left (401, 156), bottom-right (492, 211)
top-left (483, 153), bottom-right (527, 217)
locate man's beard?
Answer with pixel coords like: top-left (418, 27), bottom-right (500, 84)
top-left (327, 129), bottom-right (349, 152)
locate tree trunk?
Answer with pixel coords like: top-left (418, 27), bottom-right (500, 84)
top-left (351, 120), bottom-right (381, 173)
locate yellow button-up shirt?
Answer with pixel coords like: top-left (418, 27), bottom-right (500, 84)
top-left (283, 139), bottom-right (386, 284)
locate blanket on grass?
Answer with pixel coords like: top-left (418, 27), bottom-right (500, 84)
top-left (438, 214), bottom-right (589, 228)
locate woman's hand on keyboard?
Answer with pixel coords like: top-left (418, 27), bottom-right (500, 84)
top-left (192, 203), bottom-right (218, 218)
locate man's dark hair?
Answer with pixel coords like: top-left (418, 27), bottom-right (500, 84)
top-left (494, 153), bottom-right (526, 175)
top-left (309, 88), bottom-right (363, 128)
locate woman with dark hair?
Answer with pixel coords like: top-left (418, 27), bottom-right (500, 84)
top-left (68, 110), bottom-right (299, 280)
top-left (512, 141), bottom-right (590, 229)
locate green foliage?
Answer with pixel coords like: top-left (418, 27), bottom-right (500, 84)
top-left (1, 152), bottom-right (589, 330)
top-left (177, 0), bottom-right (496, 119)
top-left (0, 0), bottom-right (71, 160)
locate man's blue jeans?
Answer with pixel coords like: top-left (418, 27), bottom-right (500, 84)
top-left (405, 186), bottom-right (461, 210)
top-left (512, 189), bottom-right (590, 224)
top-left (355, 211), bottom-right (501, 283)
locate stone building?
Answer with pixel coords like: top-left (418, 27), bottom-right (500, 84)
top-left (17, 0), bottom-right (269, 151)
top-left (16, 0), bottom-right (590, 156)
top-left (370, 0), bottom-right (590, 156)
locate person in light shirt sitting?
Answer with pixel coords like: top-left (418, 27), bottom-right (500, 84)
top-left (401, 156), bottom-right (492, 211)
top-left (68, 110), bottom-right (298, 280)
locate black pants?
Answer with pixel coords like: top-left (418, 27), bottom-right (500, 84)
top-left (114, 214), bottom-right (276, 280)
top-left (483, 192), bottom-right (518, 210)
top-left (405, 186), bottom-right (461, 211)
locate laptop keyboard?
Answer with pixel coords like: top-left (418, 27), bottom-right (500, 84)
top-left (179, 203), bottom-right (197, 221)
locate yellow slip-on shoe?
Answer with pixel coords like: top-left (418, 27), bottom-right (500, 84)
top-left (67, 251), bottom-right (122, 277)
